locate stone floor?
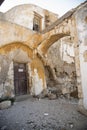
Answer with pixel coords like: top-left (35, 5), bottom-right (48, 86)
top-left (0, 96), bottom-right (87, 130)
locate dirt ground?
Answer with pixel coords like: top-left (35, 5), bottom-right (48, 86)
top-left (0, 96), bottom-right (87, 130)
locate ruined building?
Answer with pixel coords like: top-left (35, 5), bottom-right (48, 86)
top-left (0, 2), bottom-right (87, 114)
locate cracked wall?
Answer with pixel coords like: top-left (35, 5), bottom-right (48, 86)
top-left (46, 36), bottom-right (78, 98)
top-left (0, 42), bottom-right (47, 98)
top-left (4, 4), bottom-right (58, 30)
top-left (0, 2), bottom-right (87, 113)
top-left (75, 3), bottom-right (87, 109)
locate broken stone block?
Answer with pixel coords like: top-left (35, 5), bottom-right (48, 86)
top-left (48, 93), bottom-right (57, 100)
top-left (33, 89), bottom-right (48, 99)
top-left (0, 100), bottom-right (11, 109)
top-left (62, 87), bottom-right (69, 95)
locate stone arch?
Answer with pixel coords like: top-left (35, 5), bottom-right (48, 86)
top-left (42, 35), bottom-right (78, 97)
top-left (0, 20), bottom-right (32, 46)
top-left (0, 20), bottom-right (43, 50)
top-left (0, 41), bottom-right (33, 80)
top-left (38, 33), bottom-right (70, 55)
top-left (0, 42), bottom-right (33, 59)
top-left (0, 41), bottom-right (47, 97)
top-left (0, 42), bottom-right (33, 98)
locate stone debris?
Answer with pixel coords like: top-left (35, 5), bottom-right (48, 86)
top-left (0, 97), bottom-right (87, 130)
top-left (70, 123), bottom-right (74, 128)
top-left (44, 113), bottom-right (49, 116)
top-left (26, 121), bottom-right (34, 124)
top-left (67, 122), bottom-right (74, 129)
top-left (48, 93), bottom-right (57, 100)
top-left (0, 100), bottom-right (11, 109)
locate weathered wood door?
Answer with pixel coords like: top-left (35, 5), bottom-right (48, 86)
top-left (14, 63), bottom-right (27, 96)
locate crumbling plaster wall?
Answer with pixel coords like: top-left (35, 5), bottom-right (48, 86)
top-left (0, 20), bottom-right (47, 98)
top-left (4, 4), bottom-right (58, 30)
top-left (0, 47), bottom-right (30, 98)
top-left (46, 36), bottom-right (77, 97)
top-left (0, 12), bottom-right (4, 20)
top-left (38, 2), bottom-right (87, 104)
top-left (75, 3), bottom-right (87, 109)
top-left (0, 55), bottom-right (12, 98)
top-left (0, 3), bottom-right (86, 112)
top-left (0, 4), bottom-right (58, 99)
top-left (30, 56), bottom-right (47, 95)
top-left (37, 8), bottom-right (79, 98)
top-left (0, 20), bottom-right (34, 46)
top-left (0, 43), bottom-right (47, 98)
top-left (0, 4), bottom-right (57, 99)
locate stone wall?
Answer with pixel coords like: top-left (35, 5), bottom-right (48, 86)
top-left (75, 2), bottom-right (87, 109)
top-left (4, 4), bottom-right (58, 30)
top-left (0, 48), bottom-right (30, 98)
top-left (0, 55), bottom-right (11, 98)
top-left (0, 12), bottom-right (4, 19)
top-left (0, 42), bottom-right (47, 99)
top-left (45, 36), bottom-right (78, 98)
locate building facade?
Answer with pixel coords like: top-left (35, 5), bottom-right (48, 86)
top-left (0, 2), bottom-right (87, 114)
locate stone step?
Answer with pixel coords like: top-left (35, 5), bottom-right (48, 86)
top-left (15, 94), bottom-right (31, 102)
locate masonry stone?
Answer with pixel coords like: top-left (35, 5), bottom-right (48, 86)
top-left (0, 101), bottom-right (11, 109)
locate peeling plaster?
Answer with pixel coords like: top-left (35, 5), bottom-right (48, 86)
top-left (31, 69), bottom-right (43, 95)
top-left (83, 50), bottom-right (87, 62)
top-left (85, 16), bottom-right (87, 23)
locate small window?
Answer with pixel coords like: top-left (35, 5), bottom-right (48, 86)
top-left (33, 12), bottom-right (42, 32)
top-left (45, 15), bottom-right (50, 27)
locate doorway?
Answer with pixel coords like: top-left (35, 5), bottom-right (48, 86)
top-left (14, 62), bottom-right (28, 96)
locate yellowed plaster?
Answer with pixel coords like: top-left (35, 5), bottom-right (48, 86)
top-left (30, 56), bottom-right (46, 88)
top-left (38, 33), bottom-right (69, 55)
top-left (25, 33), bottom-right (43, 49)
top-left (85, 16), bottom-right (87, 23)
top-left (83, 50), bottom-right (87, 62)
top-left (84, 37), bottom-right (87, 46)
top-left (0, 42), bottom-right (33, 59)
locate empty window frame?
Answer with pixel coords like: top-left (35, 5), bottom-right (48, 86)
top-left (33, 12), bottom-right (42, 32)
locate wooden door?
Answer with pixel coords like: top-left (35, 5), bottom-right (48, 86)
top-left (14, 63), bottom-right (27, 96)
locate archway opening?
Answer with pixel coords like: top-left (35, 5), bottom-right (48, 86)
top-left (0, 42), bottom-right (32, 99)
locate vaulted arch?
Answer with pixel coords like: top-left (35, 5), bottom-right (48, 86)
top-left (38, 33), bottom-right (70, 55)
top-left (0, 42), bottom-right (33, 59)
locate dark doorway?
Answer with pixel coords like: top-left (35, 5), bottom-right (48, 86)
top-left (14, 63), bottom-right (28, 96)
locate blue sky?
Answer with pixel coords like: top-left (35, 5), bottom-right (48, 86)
top-left (0, 0), bottom-right (86, 16)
